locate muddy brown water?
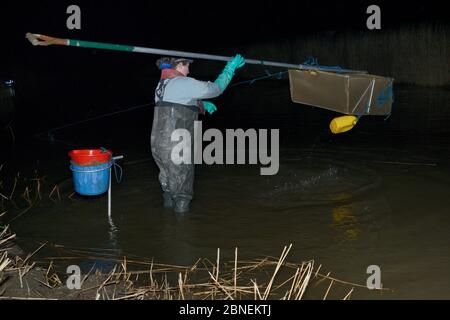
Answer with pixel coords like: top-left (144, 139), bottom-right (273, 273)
top-left (3, 84), bottom-right (450, 299)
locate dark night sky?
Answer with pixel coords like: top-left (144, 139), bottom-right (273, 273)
top-left (1, 1), bottom-right (448, 68)
top-left (2, 0), bottom-right (449, 53)
top-left (2, 0), bottom-right (448, 81)
top-left (0, 0), bottom-right (448, 133)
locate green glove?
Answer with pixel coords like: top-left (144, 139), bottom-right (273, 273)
top-left (203, 101), bottom-right (217, 115)
top-left (214, 54), bottom-right (246, 92)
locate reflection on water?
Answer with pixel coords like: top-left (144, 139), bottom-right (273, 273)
top-left (107, 216), bottom-right (118, 247)
top-left (331, 204), bottom-right (362, 241)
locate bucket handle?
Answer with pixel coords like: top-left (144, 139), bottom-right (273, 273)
top-left (112, 156), bottom-right (123, 183)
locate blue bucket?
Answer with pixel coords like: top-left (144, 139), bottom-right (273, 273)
top-left (70, 161), bottom-right (112, 196)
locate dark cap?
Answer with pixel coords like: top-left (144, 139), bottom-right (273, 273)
top-left (156, 57), bottom-right (193, 70)
top-left (173, 58), bottom-right (193, 65)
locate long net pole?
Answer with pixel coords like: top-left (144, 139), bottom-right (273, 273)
top-left (26, 33), bottom-right (367, 74)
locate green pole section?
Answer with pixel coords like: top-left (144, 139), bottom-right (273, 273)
top-left (68, 39), bottom-right (135, 52)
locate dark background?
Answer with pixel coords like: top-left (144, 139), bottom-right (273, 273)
top-left (0, 0), bottom-right (449, 136)
top-left (1, 2), bottom-right (449, 301)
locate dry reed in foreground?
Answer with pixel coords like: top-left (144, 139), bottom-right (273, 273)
top-left (0, 233), bottom-right (393, 300)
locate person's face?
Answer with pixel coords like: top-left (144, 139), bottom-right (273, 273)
top-left (176, 63), bottom-right (190, 76)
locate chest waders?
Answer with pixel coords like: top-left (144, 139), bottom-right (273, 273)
top-left (151, 79), bottom-right (198, 213)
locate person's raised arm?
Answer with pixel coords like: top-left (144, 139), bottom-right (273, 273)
top-left (214, 54), bottom-right (246, 92)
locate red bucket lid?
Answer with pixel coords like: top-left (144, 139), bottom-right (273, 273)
top-left (68, 149), bottom-right (112, 165)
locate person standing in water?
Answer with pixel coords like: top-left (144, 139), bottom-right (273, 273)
top-left (151, 54), bottom-right (245, 213)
